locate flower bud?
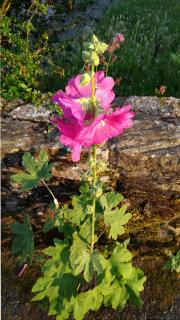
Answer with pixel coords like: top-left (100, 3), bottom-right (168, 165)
top-left (80, 73), bottom-right (91, 86)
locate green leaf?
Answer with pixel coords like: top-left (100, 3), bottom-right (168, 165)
top-left (103, 278), bottom-right (128, 311)
top-left (104, 205), bottom-right (132, 240)
top-left (64, 196), bottom-right (84, 226)
top-left (73, 287), bottom-right (103, 320)
top-left (43, 213), bottom-right (64, 234)
top-left (91, 250), bottom-right (107, 275)
top-left (32, 238), bottom-right (83, 319)
top-left (43, 239), bottom-right (68, 260)
top-left (10, 214), bottom-right (34, 264)
top-left (31, 290), bottom-right (47, 301)
top-left (56, 297), bottom-right (74, 320)
top-left (32, 276), bottom-right (53, 294)
top-left (164, 250), bottom-right (180, 272)
top-left (11, 150), bottom-right (53, 191)
top-left (70, 233), bottom-right (87, 267)
top-left (11, 172), bottom-right (39, 190)
top-left (74, 248), bottom-right (107, 282)
top-left (63, 186), bottom-right (94, 227)
top-left (109, 244), bottom-right (146, 308)
top-left (74, 250), bottom-right (92, 282)
top-left (79, 218), bottom-right (91, 243)
top-left (100, 191), bottom-right (124, 210)
top-left (22, 152), bottom-right (37, 175)
top-left (42, 217), bottom-right (55, 233)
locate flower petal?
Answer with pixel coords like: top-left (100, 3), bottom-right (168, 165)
top-left (79, 106), bottom-right (134, 147)
top-left (72, 144), bottom-right (82, 162)
top-left (53, 91), bottom-right (85, 125)
top-left (65, 77), bottom-right (81, 98)
top-left (95, 89), bottom-right (115, 111)
top-left (99, 77), bottom-right (114, 90)
top-left (74, 75), bottom-right (92, 98)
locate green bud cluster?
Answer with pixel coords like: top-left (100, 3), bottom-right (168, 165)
top-left (82, 34), bottom-right (108, 66)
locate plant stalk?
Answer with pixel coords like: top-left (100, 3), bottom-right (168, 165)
top-left (91, 64), bottom-right (95, 114)
top-left (91, 145), bottom-right (97, 253)
top-left (41, 179), bottom-right (59, 209)
top-left (90, 63), bottom-right (97, 253)
top-left (106, 53), bottom-right (113, 76)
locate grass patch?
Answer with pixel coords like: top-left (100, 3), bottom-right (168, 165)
top-left (96, 0), bottom-right (180, 97)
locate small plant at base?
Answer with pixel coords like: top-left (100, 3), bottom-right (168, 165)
top-left (10, 34), bottom-right (146, 319)
top-left (164, 250), bottom-right (180, 273)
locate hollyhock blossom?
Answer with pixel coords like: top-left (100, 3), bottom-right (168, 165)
top-left (53, 105), bottom-right (134, 162)
top-left (52, 71), bottom-right (115, 125)
top-left (78, 105), bottom-right (134, 147)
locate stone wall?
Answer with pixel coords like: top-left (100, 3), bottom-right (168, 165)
top-left (1, 96), bottom-right (180, 217)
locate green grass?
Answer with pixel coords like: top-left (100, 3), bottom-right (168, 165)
top-left (96, 0), bottom-right (180, 97)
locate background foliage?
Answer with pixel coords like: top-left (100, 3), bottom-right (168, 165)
top-left (97, 0), bottom-right (180, 97)
top-left (1, 0), bottom-right (179, 105)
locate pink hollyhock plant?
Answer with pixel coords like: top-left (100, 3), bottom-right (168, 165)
top-left (53, 105), bottom-right (134, 162)
top-left (52, 71), bottom-right (115, 125)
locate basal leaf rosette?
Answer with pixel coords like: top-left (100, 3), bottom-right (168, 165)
top-left (52, 71), bottom-right (134, 161)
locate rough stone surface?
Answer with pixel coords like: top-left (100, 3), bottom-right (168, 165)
top-left (1, 97), bottom-right (180, 178)
top-left (1, 96), bottom-right (180, 217)
top-left (109, 96), bottom-right (180, 205)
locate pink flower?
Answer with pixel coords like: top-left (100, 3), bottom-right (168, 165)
top-left (52, 68), bottom-right (134, 162)
top-left (53, 116), bottom-right (83, 162)
top-left (108, 33), bottom-right (124, 53)
top-left (78, 105), bottom-right (134, 147)
top-left (155, 85), bottom-right (167, 96)
top-left (53, 105), bottom-right (134, 162)
top-left (159, 85), bottom-right (166, 95)
top-left (113, 33), bottom-right (124, 44)
top-left (52, 71), bottom-right (115, 125)
top-left (52, 91), bottom-right (85, 125)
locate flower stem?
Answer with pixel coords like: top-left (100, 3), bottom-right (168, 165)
top-left (41, 179), bottom-right (59, 209)
top-left (90, 62), bottom-right (97, 253)
top-left (106, 53), bottom-right (113, 76)
top-left (91, 64), bottom-right (95, 113)
top-left (91, 145), bottom-right (97, 253)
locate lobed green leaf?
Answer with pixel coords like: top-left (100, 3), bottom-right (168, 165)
top-left (10, 214), bottom-right (34, 264)
top-left (11, 150), bottom-right (53, 191)
top-left (100, 191), bottom-right (124, 210)
top-left (104, 205), bottom-right (132, 240)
